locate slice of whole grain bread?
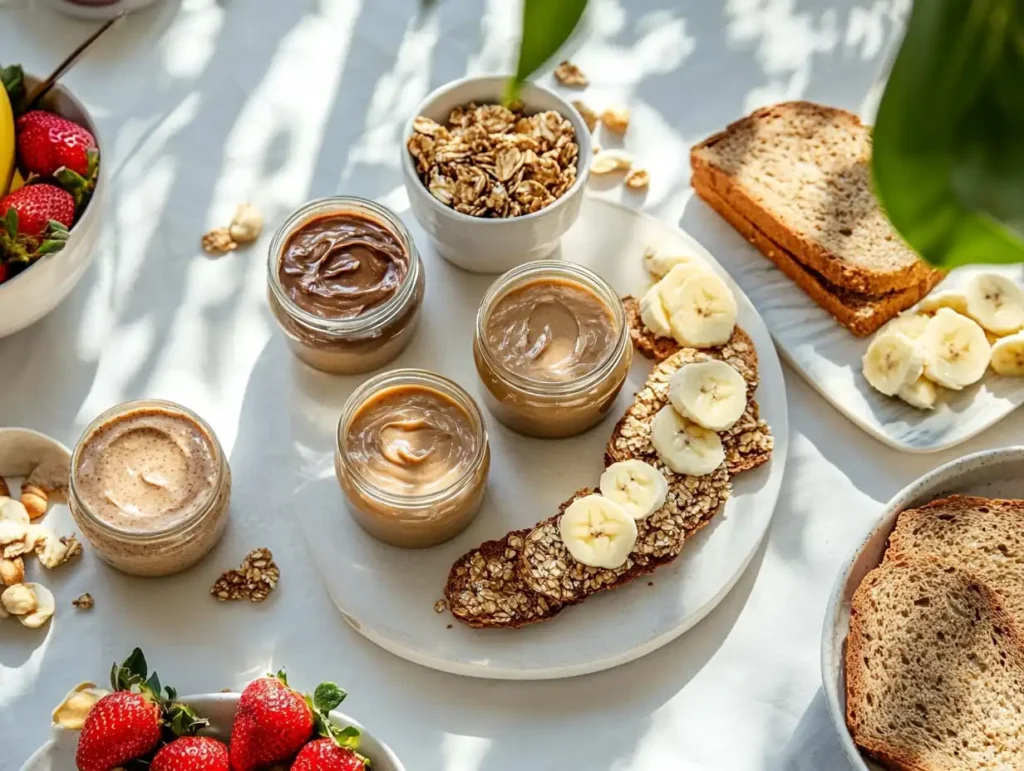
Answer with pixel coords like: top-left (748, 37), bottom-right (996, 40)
top-left (886, 495), bottom-right (1024, 627)
top-left (846, 557), bottom-right (1024, 771)
top-left (690, 101), bottom-right (941, 296)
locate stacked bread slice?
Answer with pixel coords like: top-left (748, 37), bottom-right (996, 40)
top-left (846, 496), bottom-right (1024, 770)
top-left (690, 102), bottom-right (944, 336)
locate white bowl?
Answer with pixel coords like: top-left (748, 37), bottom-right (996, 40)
top-left (21, 692), bottom-right (407, 771)
top-left (400, 75), bottom-right (592, 274)
top-left (821, 446), bottom-right (1024, 771)
top-left (40, 0), bottom-right (165, 20)
top-left (0, 76), bottom-right (105, 339)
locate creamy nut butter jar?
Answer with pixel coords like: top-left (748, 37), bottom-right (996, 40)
top-left (335, 369), bottom-right (490, 548)
top-left (473, 261), bottom-right (632, 438)
top-left (69, 399), bottom-right (231, 577)
top-left (267, 197), bottom-right (425, 375)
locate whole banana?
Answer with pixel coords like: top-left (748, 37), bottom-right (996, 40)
top-left (0, 83), bottom-right (15, 195)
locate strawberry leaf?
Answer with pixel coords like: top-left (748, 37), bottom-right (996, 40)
top-left (0, 64), bottom-right (24, 112)
top-left (2, 208), bottom-right (17, 240)
top-left (313, 682), bottom-right (347, 713)
top-left (164, 701), bottom-right (209, 738)
top-left (332, 725), bottom-right (361, 749)
top-left (112, 648), bottom-right (149, 691)
top-left (36, 238), bottom-right (67, 256)
top-left (145, 671), bottom-right (162, 697)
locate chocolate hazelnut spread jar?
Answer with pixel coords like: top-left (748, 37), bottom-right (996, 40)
top-left (69, 399), bottom-right (231, 577)
top-left (473, 261), bottom-right (632, 438)
top-left (335, 369), bottom-right (490, 548)
top-left (267, 197), bottom-right (425, 375)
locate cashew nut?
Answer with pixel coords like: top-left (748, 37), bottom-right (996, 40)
top-left (0, 557), bottom-right (24, 586)
top-left (18, 583), bottom-right (55, 628)
top-left (52, 682), bottom-right (110, 729)
top-left (0, 497), bottom-right (29, 524)
top-left (20, 484), bottom-right (48, 520)
top-left (229, 203), bottom-right (264, 244)
top-left (2, 583), bottom-right (37, 615)
top-left (36, 531), bottom-right (81, 569)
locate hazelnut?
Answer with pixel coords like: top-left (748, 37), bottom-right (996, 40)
top-left (19, 583), bottom-right (55, 628)
top-left (2, 583), bottom-right (37, 615)
top-left (600, 106), bottom-right (630, 135)
top-left (21, 484), bottom-right (48, 520)
top-left (0, 557), bottom-right (24, 586)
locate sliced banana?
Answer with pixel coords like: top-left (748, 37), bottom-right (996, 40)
top-left (921, 308), bottom-right (990, 389)
top-left (643, 248), bottom-right (709, 280)
top-left (599, 460), bottom-right (668, 520)
top-left (964, 273), bottom-right (1024, 335)
top-left (897, 376), bottom-right (938, 410)
top-left (862, 333), bottom-right (925, 397)
top-left (666, 273), bottom-right (737, 348)
top-left (558, 494), bottom-right (638, 569)
top-left (917, 290), bottom-right (969, 316)
top-left (990, 332), bottom-right (1024, 376)
top-left (638, 284), bottom-right (673, 339)
top-left (877, 312), bottom-right (930, 340)
top-left (668, 360), bottom-right (748, 431)
top-left (649, 405), bottom-right (725, 476)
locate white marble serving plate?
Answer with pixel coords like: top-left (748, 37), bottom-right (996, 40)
top-left (20, 692), bottom-right (405, 771)
top-left (821, 446), bottom-right (1024, 771)
top-left (687, 198), bottom-right (1024, 453)
top-left (291, 197), bottom-right (788, 680)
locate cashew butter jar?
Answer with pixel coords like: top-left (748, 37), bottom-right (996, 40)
top-left (473, 261), bottom-right (633, 438)
top-left (69, 399), bottom-right (231, 577)
top-left (335, 369), bottom-right (490, 548)
top-left (267, 196), bottom-right (425, 375)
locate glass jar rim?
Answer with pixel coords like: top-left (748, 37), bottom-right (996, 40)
top-left (474, 260), bottom-right (629, 397)
top-left (336, 369), bottom-right (489, 508)
top-left (68, 399), bottom-right (229, 541)
top-left (266, 196), bottom-right (422, 336)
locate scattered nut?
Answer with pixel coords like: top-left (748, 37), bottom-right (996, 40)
top-left (593, 144), bottom-right (601, 155)
top-left (2, 583), bottom-right (37, 615)
top-left (19, 583), bottom-right (55, 628)
top-left (554, 60), bottom-right (588, 87)
top-left (72, 593), bottom-right (94, 610)
top-left (0, 515), bottom-right (29, 559)
top-left (0, 497), bottom-right (29, 524)
top-left (20, 484), bottom-right (48, 520)
top-left (625, 168), bottom-right (650, 190)
top-left (600, 106), bottom-right (630, 135)
top-left (0, 557), bottom-right (24, 586)
top-left (228, 203), bottom-right (264, 245)
top-left (0, 477), bottom-right (8, 497)
top-left (211, 547), bottom-right (280, 602)
top-left (36, 531), bottom-right (82, 569)
top-left (52, 682), bottom-right (109, 729)
top-left (201, 227), bottom-right (237, 255)
top-left (591, 149), bottom-right (633, 175)
top-left (572, 100), bottom-right (598, 133)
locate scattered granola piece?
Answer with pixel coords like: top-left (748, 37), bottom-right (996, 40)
top-left (229, 203), bottom-right (264, 244)
top-left (72, 593), bottom-right (94, 610)
top-left (601, 106), bottom-right (630, 134)
top-left (20, 483), bottom-right (48, 520)
top-left (572, 100), bottom-right (598, 132)
top-left (211, 547), bottom-right (280, 602)
top-left (434, 599), bottom-right (447, 614)
top-left (625, 168), bottom-right (650, 191)
top-left (591, 149), bottom-right (633, 175)
top-left (202, 227), bottom-right (237, 255)
top-left (554, 60), bottom-right (589, 87)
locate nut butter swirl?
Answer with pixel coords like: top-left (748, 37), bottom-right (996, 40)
top-left (484, 277), bottom-right (617, 383)
top-left (278, 212), bottom-right (409, 319)
top-left (346, 386), bottom-right (480, 496)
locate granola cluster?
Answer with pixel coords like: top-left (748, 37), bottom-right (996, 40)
top-left (406, 103), bottom-right (579, 218)
top-left (211, 547), bottom-right (280, 602)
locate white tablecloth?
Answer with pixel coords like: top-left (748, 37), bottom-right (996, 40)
top-left (3, 1), bottom-right (1016, 769)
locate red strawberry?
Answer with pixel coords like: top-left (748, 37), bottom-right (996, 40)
top-left (152, 737), bottom-right (229, 771)
top-left (229, 673), bottom-right (314, 771)
top-left (0, 262), bottom-right (8, 285)
top-left (76, 691), bottom-right (163, 771)
top-left (290, 739), bottom-right (366, 771)
top-left (0, 183), bottom-right (74, 238)
top-left (16, 110), bottom-right (96, 178)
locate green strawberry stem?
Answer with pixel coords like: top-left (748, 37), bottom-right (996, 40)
top-left (54, 151), bottom-right (99, 211)
top-left (109, 648), bottom-right (209, 740)
top-left (305, 681), bottom-right (362, 752)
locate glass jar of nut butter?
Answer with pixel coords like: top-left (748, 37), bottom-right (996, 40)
top-left (267, 197), bottom-right (425, 375)
top-left (335, 369), bottom-right (490, 548)
top-left (69, 399), bottom-right (231, 577)
top-left (473, 261), bottom-right (632, 439)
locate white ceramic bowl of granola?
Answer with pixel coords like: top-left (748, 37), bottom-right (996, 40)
top-left (21, 692), bottom-right (407, 771)
top-left (400, 75), bottom-right (592, 274)
top-left (0, 76), bottom-right (105, 339)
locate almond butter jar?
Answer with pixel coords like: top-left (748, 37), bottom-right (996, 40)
top-left (68, 399), bottom-right (231, 577)
top-left (473, 261), bottom-right (632, 438)
top-left (335, 369), bottom-right (490, 548)
top-left (267, 197), bottom-right (425, 375)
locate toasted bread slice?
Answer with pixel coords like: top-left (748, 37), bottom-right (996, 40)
top-left (690, 174), bottom-right (943, 337)
top-left (846, 558), bottom-right (1024, 771)
top-left (690, 101), bottom-right (941, 296)
top-left (886, 495), bottom-right (1024, 626)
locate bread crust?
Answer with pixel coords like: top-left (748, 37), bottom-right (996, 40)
top-left (690, 174), bottom-right (942, 336)
top-left (690, 101), bottom-right (943, 296)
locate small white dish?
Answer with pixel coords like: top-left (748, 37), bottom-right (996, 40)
top-left (400, 75), bottom-right (592, 274)
top-left (20, 692), bottom-right (406, 771)
top-left (821, 446), bottom-right (1024, 771)
top-left (0, 77), bottom-right (105, 339)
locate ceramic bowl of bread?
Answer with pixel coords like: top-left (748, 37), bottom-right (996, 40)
top-left (822, 446), bottom-right (1024, 770)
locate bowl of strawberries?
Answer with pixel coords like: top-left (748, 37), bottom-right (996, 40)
top-left (21, 649), bottom-right (406, 771)
top-left (0, 65), bottom-right (104, 339)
